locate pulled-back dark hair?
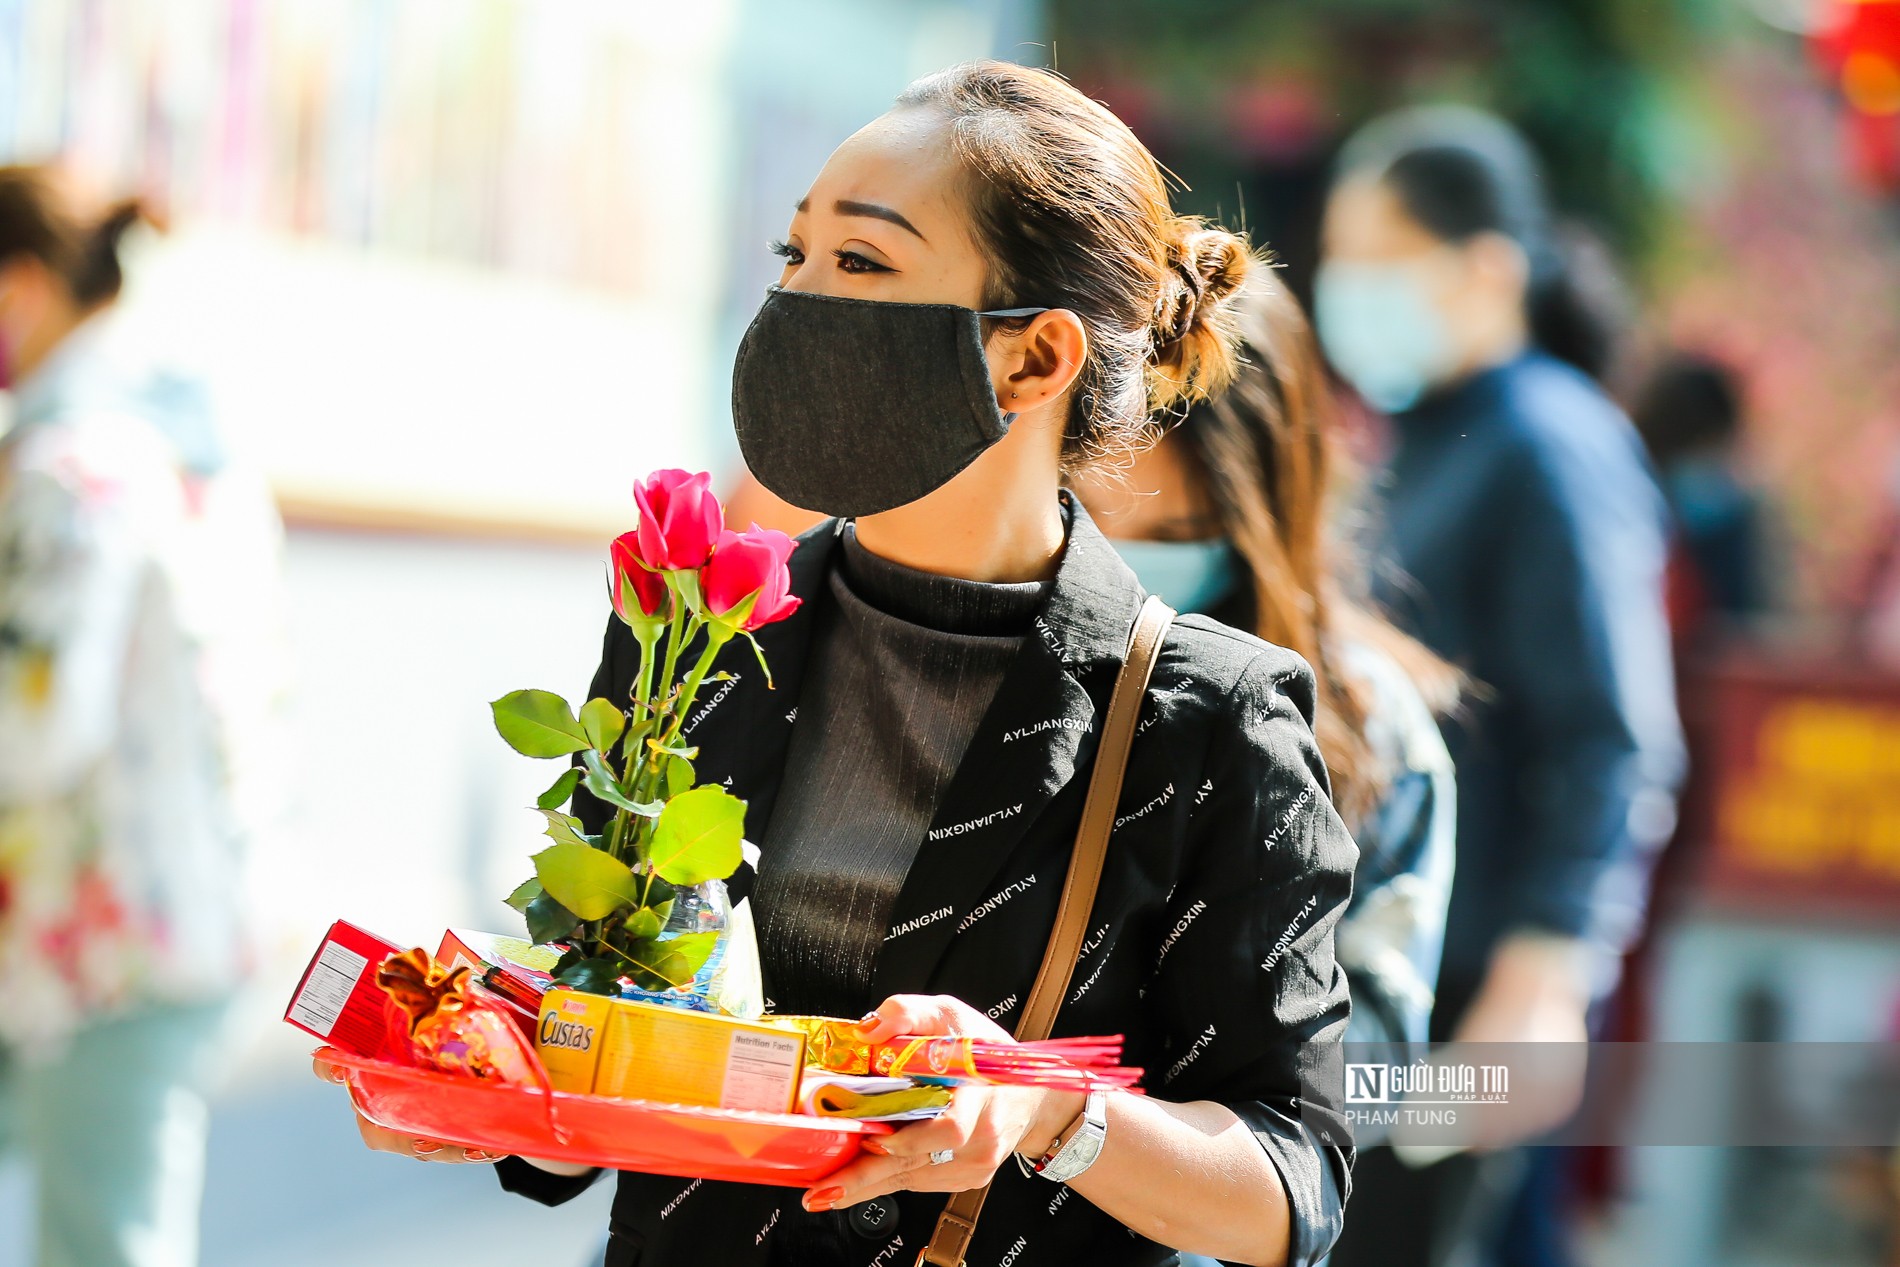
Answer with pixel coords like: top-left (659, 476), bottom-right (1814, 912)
top-left (0, 165), bottom-right (147, 308)
top-left (1340, 106), bottom-right (1625, 383)
top-left (898, 62), bottom-right (1259, 468)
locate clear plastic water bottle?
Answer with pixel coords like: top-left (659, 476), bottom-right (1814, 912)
top-left (619, 878), bottom-right (732, 1012)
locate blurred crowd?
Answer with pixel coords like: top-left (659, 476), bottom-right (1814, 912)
top-left (0, 5), bottom-right (1892, 1267)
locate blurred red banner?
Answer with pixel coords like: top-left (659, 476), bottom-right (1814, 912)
top-left (1685, 656), bottom-right (1900, 922)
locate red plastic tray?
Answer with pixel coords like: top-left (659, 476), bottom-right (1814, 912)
top-left (317, 1046), bottom-right (891, 1187)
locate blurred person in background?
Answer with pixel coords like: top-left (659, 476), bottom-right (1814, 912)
top-left (1314, 109), bottom-right (1684, 1267)
top-left (0, 166), bottom-right (283, 1267)
top-left (1631, 351), bottom-right (1777, 637)
top-left (1075, 278), bottom-right (1459, 1060)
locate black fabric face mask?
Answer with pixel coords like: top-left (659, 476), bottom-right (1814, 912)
top-left (731, 286), bottom-right (1047, 517)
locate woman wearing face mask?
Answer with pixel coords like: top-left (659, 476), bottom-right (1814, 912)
top-left (1076, 280), bottom-right (1459, 1065)
top-left (329, 62), bottom-right (1357, 1267)
top-left (0, 167), bottom-right (281, 1267)
top-left (1313, 108), bottom-right (1684, 1267)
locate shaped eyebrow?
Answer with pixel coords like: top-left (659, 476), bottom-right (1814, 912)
top-left (794, 196), bottom-right (926, 241)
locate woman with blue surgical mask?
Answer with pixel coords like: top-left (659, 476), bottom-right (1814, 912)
top-left (1317, 108), bottom-right (1684, 1267)
top-left (1075, 279), bottom-right (1460, 1064)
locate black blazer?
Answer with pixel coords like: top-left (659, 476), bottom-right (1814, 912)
top-left (498, 501), bottom-right (1356, 1267)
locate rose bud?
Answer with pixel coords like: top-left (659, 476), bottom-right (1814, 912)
top-left (702, 526), bottom-right (801, 633)
top-left (631, 469), bottom-right (723, 572)
top-left (610, 530), bottom-right (669, 625)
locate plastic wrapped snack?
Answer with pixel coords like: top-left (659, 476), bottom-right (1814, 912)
top-left (377, 948), bottom-right (543, 1084)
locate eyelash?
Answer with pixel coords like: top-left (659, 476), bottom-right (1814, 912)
top-left (766, 239), bottom-right (892, 275)
top-left (832, 249), bottom-right (891, 274)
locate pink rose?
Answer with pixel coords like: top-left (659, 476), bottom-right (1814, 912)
top-left (610, 530), bottom-right (669, 622)
top-left (702, 526), bottom-right (801, 632)
top-left (631, 469), bottom-right (722, 571)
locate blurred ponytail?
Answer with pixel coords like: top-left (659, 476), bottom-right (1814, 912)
top-left (0, 167), bottom-right (150, 308)
top-left (72, 197), bottom-right (148, 307)
top-left (1341, 105), bottom-right (1628, 384)
top-left (1525, 223), bottom-right (1630, 384)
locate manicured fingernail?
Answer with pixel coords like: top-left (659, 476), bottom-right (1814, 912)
top-left (412, 1140), bottom-right (442, 1155)
top-left (804, 1186), bottom-right (844, 1211)
top-left (856, 1011), bottom-right (880, 1028)
top-left (861, 1139), bottom-right (888, 1155)
top-left (463, 1149), bottom-right (499, 1162)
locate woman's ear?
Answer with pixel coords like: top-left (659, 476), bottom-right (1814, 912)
top-left (992, 309), bottom-right (1088, 415)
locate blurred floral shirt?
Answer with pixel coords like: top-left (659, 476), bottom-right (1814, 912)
top-left (0, 322), bottom-right (284, 1057)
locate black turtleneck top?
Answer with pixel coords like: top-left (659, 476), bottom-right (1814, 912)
top-left (751, 523), bottom-right (1046, 1016)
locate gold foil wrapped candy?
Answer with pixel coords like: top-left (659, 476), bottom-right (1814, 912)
top-left (376, 948), bottom-right (540, 1084)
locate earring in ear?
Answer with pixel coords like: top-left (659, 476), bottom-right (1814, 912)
top-left (1010, 392), bottom-right (1019, 398)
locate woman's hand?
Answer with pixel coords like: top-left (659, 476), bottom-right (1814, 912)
top-left (311, 1055), bottom-right (507, 1164)
top-left (801, 995), bottom-right (1084, 1213)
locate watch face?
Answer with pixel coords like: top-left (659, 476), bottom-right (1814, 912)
top-left (1037, 1089), bottom-right (1110, 1182)
top-left (1043, 1119), bottom-right (1106, 1182)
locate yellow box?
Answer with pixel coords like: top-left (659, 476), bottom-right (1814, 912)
top-left (534, 990), bottom-right (613, 1094)
top-left (593, 999), bottom-right (806, 1114)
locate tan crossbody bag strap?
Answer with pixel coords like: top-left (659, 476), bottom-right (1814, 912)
top-left (918, 595), bottom-right (1175, 1267)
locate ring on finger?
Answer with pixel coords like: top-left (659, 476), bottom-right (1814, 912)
top-left (928, 1148), bottom-right (955, 1166)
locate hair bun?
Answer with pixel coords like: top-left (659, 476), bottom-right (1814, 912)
top-left (1150, 219), bottom-right (1256, 411)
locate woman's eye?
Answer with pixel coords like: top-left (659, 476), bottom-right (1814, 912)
top-left (832, 249), bottom-right (891, 275)
top-left (767, 239), bottom-right (804, 265)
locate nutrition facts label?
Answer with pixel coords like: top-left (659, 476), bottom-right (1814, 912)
top-left (288, 941), bottom-right (371, 1037)
top-left (723, 1031), bottom-right (804, 1113)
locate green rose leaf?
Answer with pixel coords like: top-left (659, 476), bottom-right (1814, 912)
top-left (552, 956), bottom-right (623, 996)
top-left (533, 842), bottom-right (643, 920)
top-left (504, 876), bottom-right (544, 914)
top-left (580, 750), bottom-right (663, 817)
top-left (491, 690), bottom-right (590, 758)
top-left (621, 899), bottom-right (674, 941)
top-left (579, 697), bottom-right (628, 754)
top-left (536, 808), bottom-right (592, 850)
top-left (665, 755), bottom-right (695, 800)
top-left (619, 931), bottom-right (717, 990)
top-left (535, 768), bottom-right (582, 812)
top-left (525, 892), bottom-right (583, 944)
top-left (648, 785), bottom-right (745, 886)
